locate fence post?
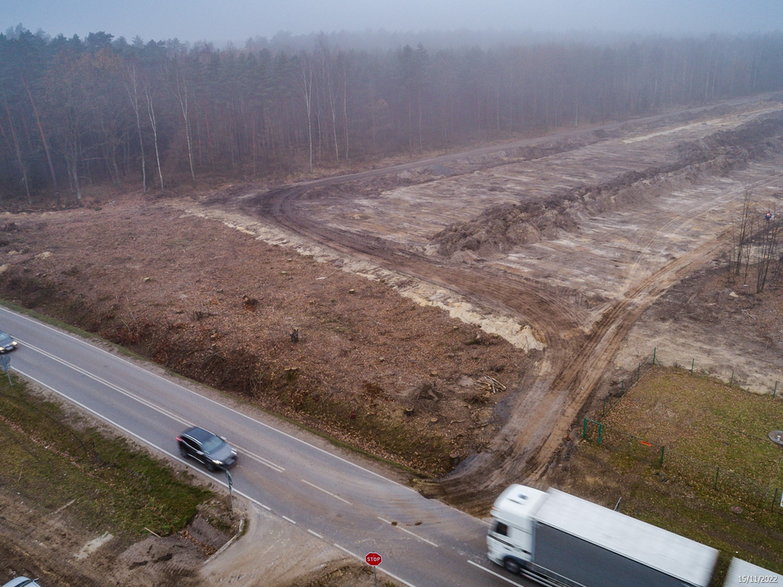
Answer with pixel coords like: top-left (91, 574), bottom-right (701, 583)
top-left (582, 418), bottom-right (587, 439)
top-left (690, 358), bottom-right (694, 374)
top-left (713, 467), bottom-right (720, 490)
top-left (652, 347), bottom-right (656, 366)
top-left (597, 423), bottom-right (604, 446)
top-left (658, 446), bottom-right (665, 468)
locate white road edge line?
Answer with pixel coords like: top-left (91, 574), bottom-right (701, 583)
top-left (13, 367), bottom-right (276, 510)
top-left (307, 529), bottom-right (323, 539)
top-left (467, 559), bottom-right (524, 585)
top-left (377, 516), bottom-right (438, 548)
top-left (333, 543), bottom-right (358, 558)
top-left (5, 368), bottom-right (421, 587)
top-left (332, 544), bottom-right (416, 587)
top-left (12, 367), bottom-right (245, 488)
top-left (17, 341), bottom-right (286, 473)
top-left (22, 340), bottom-right (186, 422)
top-left (301, 479), bottom-right (352, 505)
top-left (234, 447), bottom-right (284, 472)
top-left (0, 306), bottom-right (416, 493)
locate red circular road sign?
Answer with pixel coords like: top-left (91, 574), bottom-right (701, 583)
top-left (365, 552), bottom-right (382, 566)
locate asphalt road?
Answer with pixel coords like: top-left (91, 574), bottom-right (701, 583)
top-left (0, 306), bottom-right (532, 587)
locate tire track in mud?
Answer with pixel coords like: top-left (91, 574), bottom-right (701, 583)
top-left (428, 235), bottom-right (725, 511)
top-left (250, 185), bottom-right (584, 343)
top-left (238, 101), bottom-right (766, 509)
top-left (524, 237), bottom-right (725, 477)
top-left (244, 171), bottom-right (726, 510)
top-left (245, 180), bottom-right (593, 508)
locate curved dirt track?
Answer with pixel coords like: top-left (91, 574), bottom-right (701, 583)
top-left (247, 182), bottom-right (727, 509)
top-left (237, 95), bottom-right (783, 509)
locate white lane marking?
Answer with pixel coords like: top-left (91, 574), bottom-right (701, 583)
top-left (235, 447), bottom-right (284, 472)
top-left (0, 306), bottom-right (416, 494)
top-left (301, 479), bottom-right (352, 505)
top-left (17, 341), bottom-right (285, 473)
top-left (377, 516), bottom-right (438, 548)
top-left (10, 362), bottom-right (429, 586)
top-left (15, 359), bottom-right (427, 587)
top-left (333, 543), bottom-right (359, 557)
top-left (23, 340), bottom-right (185, 422)
top-left (332, 544), bottom-right (416, 587)
top-left (467, 559), bottom-right (524, 585)
top-left (12, 367), bottom-right (228, 483)
top-left (307, 529), bottom-right (323, 539)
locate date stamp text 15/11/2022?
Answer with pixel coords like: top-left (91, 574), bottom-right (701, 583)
top-left (737, 576), bottom-right (779, 584)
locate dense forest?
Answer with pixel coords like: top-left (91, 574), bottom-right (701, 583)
top-left (1, 27), bottom-right (783, 203)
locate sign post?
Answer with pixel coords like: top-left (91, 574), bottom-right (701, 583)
top-left (365, 552), bottom-right (381, 587)
top-left (0, 354), bottom-right (11, 385)
top-left (225, 468), bottom-right (233, 511)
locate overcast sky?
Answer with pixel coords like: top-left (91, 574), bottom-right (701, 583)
top-left (3, 0), bottom-right (782, 44)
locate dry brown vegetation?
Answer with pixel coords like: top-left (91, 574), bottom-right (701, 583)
top-left (3, 92), bottom-right (783, 583)
top-left (0, 197), bottom-right (529, 476)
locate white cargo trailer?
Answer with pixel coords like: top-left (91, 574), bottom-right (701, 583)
top-left (487, 484), bottom-right (719, 586)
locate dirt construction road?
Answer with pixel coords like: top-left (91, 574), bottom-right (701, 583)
top-left (193, 94), bottom-right (783, 508)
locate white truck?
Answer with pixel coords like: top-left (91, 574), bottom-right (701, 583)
top-left (487, 484), bottom-right (719, 586)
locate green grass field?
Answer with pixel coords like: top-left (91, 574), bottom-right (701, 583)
top-left (0, 374), bottom-right (214, 537)
top-left (557, 365), bottom-right (783, 580)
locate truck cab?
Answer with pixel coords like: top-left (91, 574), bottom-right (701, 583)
top-left (487, 484), bottom-right (547, 574)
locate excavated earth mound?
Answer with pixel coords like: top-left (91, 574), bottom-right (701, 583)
top-left (432, 112), bottom-right (783, 258)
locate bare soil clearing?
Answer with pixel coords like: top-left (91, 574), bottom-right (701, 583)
top-left (225, 94), bottom-right (783, 506)
top-left (2, 93), bottom-right (783, 582)
top-left (0, 199), bottom-right (527, 474)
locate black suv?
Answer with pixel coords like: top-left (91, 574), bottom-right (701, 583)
top-left (177, 426), bottom-right (238, 471)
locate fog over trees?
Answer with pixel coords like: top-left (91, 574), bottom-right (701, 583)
top-left (1, 27), bottom-right (783, 203)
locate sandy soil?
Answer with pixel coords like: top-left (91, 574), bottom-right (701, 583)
top-left (616, 261), bottom-right (783, 394)
top-left (200, 500), bottom-right (380, 587)
top-left (2, 93), bottom-right (783, 584)
top-left (224, 94), bottom-right (783, 506)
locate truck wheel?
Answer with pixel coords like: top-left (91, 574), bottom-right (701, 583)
top-left (504, 558), bottom-right (521, 575)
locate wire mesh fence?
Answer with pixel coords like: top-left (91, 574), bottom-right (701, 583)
top-left (582, 418), bottom-right (666, 467)
top-left (582, 417), bottom-right (783, 514)
top-left (618, 347), bottom-right (781, 398)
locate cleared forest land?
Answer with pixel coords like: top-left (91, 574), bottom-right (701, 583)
top-left (4, 93), bottom-right (783, 500)
top-left (2, 92), bottom-right (783, 581)
top-left (207, 92), bottom-right (783, 505)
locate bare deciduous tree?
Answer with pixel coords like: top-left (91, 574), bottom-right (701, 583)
top-left (144, 85), bottom-right (164, 190)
